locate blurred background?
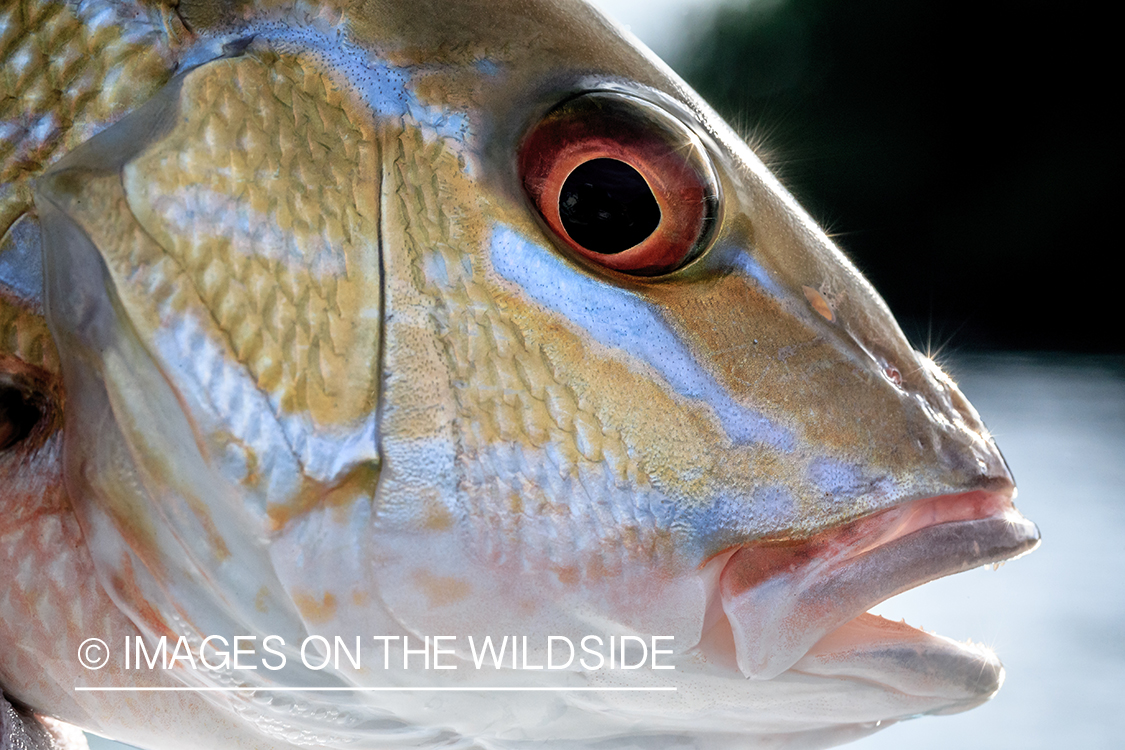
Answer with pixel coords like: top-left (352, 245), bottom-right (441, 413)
top-left (590, 0), bottom-right (1124, 748)
top-left (600, 0), bottom-right (1119, 355)
top-left (86, 1), bottom-right (1122, 748)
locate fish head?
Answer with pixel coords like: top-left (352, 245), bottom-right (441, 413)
top-left (15, 0), bottom-right (1040, 747)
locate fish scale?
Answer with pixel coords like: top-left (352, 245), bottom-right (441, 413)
top-left (0, 0), bottom-right (179, 241)
top-left (0, 431), bottom-right (269, 748)
top-left (126, 50), bottom-right (382, 430)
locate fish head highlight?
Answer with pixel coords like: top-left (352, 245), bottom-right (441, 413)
top-left (4, 0), bottom-right (1041, 748)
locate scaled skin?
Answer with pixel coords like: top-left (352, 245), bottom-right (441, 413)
top-left (1, 1), bottom-right (1035, 749)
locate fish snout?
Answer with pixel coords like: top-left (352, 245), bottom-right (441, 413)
top-left (706, 348), bottom-right (1039, 686)
top-left (902, 352), bottom-right (1016, 493)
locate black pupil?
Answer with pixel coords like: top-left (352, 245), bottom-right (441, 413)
top-left (558, 158), bottom-right (661, 254)
top-left (0, 385), bottom-right (40, 451)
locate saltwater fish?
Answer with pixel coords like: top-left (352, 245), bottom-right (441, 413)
top-left (0, 1), bottom-right (1039, 749)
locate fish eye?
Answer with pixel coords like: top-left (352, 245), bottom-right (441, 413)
top-left (0, 381), bottom-right (42, 451)
top-left (518, 91), bottom-right (720, 276)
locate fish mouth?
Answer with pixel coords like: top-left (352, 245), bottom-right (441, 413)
top-left (715, 487), bottom-right (1040, 704)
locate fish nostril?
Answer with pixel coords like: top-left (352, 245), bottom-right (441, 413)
top-left (883, 364), bottom-right (903, 387)
top-left (802, 285), bottom-right (836, 323)
top-left (0, 383), bottom-right (42, 451)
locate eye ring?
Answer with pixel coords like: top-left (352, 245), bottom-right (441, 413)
top-left (518, 91), bottom-right (720, 276)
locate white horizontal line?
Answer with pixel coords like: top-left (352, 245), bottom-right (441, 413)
top-left (74, 686), bottom-right (677, 692)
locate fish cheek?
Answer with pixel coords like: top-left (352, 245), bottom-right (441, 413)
top-left (368, 120), bottom-right (730, 647)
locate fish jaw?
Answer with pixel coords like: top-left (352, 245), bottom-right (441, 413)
top-left (717, 485), bottom-right (1039, 684)
top-left (794, 613), bottom-right (1004, 709)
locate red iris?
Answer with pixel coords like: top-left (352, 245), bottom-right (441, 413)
top-left (518, 92), bottom-right (719, 276)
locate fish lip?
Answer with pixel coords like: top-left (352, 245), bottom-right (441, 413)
top-left (792, 611), bottom-right (1009, 710)
top-left (718, 487), bottom-right (1040, 683)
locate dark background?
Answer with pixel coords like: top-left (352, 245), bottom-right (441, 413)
top-left (672, 0), bottom-right (1119, 353)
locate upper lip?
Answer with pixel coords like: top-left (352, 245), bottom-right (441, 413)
top-left (715, 485), bottom-right (1040, 690)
